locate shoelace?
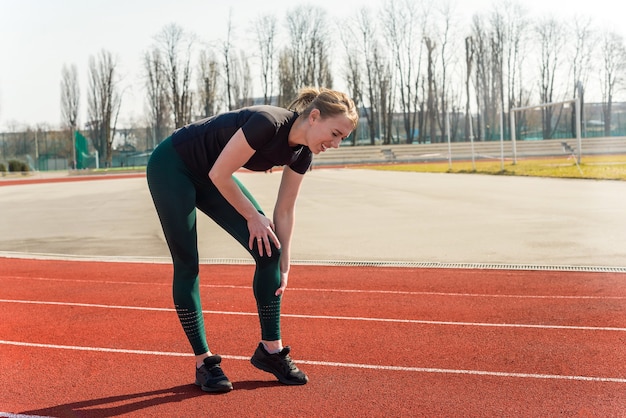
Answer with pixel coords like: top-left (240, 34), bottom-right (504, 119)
top-left (207, 364), bottom-right (226, 378)
top-left (281, 354), bottom-right (298, 372)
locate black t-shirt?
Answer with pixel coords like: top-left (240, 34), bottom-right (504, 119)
top-left (170, 105), bottom-right (312, 178)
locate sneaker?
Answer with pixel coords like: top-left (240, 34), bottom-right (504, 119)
top-left (250, 343), bottom-right (309, 385)
top-left (194, 355), bottom-right (233, 393)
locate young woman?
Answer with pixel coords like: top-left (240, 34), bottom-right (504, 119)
top-left (146, 87), bottom-right (358, 392)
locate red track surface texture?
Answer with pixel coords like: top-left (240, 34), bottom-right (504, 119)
top-left (1, 257), bottom-right (626, 417)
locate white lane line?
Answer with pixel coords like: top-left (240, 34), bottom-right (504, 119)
top-left (0, 299), bottom-right (174, 312)
top-left (3, 276), bottom-right (626, 300)
top-left (2, 298), bottom-right (625, 332)
top-left (292, 287), bottom-right (626, 300)
top-left (282, 313), bottom-right (626, 332)
top-left (1, 339), bottom-right (625, 384)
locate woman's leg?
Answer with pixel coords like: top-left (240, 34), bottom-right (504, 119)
top-left (196, 174), bottom-right (308, 385)
top-left (195, 176), bottom-right (283, 343)
top-left (146, 139), bottom-right (209, 357)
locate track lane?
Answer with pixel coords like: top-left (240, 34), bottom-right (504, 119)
top-left (2, 297), bottom-right (625, 379)
top-left (2, 263), bottom-right (626, 329)
top-left (2, 258), bottom-right (626, 416)
top-left (3, 259), bottom-right (626, 297)
top-left (1, 343), bottom-right (624, 417)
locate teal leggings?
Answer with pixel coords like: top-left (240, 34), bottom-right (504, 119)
top-left (146, 137), bottom-right (282, 355)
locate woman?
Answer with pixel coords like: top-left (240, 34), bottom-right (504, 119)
top-left (147, 87), bottom-right (358, 393)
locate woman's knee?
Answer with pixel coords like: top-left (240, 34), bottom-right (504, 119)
top-left (255, 245), bottom-right (281, 268)
top-left (173, 257), bottom-right (200, 281)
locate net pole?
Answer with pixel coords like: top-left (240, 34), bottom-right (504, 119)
top-left (469, 111), bottom-right (476, 170)
top-left (575, 95), bottom-right (582, 164)
top-left (510, 110), bottom-right (517, 165)
top-left (499, 105), bottom-right (504, 171)
top-left (446, 112), bottom-right (452, 170)
top-left (71, 127), bottom-right (76, 171)
top-left (35, 130), bottom-right (39, 171)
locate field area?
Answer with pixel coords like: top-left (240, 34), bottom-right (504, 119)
top-left (1, 162), bottom-right (625, 416)
top-left (367, 154), bottom-right (626, 181)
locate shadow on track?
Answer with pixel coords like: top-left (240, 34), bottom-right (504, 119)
top-left (19, 381), bottom-right (281, 417)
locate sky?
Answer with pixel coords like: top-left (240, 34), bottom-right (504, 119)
top-left (0, 0), bottom-right (623, 130)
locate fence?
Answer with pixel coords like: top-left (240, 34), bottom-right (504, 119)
top-left (2, 102), bottom-right (626, 171)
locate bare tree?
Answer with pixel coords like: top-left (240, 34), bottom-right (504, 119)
top-left (143, 48), bottom-right (170, 148)
top-left (569, 16), bottom-right (595, 136)
top-left (490, 8), bottom-right (506, 141)
top-left (87, 49), bottom-right (122, 167)
top-left (569, 16), bottom-right (595, 97)
top-left (599, 29), bottom-right (626, 137)
top-left (286, 5), bottom-right (310, 88)
top-left (381, 0), bottom-right (424, 144)
top-left (60, 63), bottom-right (80, 168)
top-left (156, 23), bottom-right (194, 128)
top-left (352, 7), bottom-right (394, 145)
top-left (278, 49), bottom-right (297, 107)
top-left (464, 37), bottom-right (475, 142)
top-left (424, 37), bottom-right (437, 143)
top-left (357, 9), bottom-right (380, 144)
top-left (342, 40), bottom-right (363, 144)
top-left (340, 7), bottom-right (379, 144)
top-left (34, 3), bottom-right (626, 157)
top-left (254, 14), bottom-right (278, 105)
top-left (230, 50), bottom-right (254, 108)
top-left (284, 4), bottom-right (332, 90)
top-left (492, 0), bottom-right (530, 140)
top-left (221, 11), bottom-right (236, 110)
top-left (315, 37), bottom-right (333, 88)
top-left (377, 55), bottom-right (395, 145)
top-left (197, 49), bottom-right (220, 118)
top-left (470, 14), bottom-right (490, 140)
top-left (434, 1), bottom-right (458, 142)
top-left (536, 16), bottom-right (566, 139)
top-left (502, 2), bottom-right (529, 110)
top-left (471, 3), bottom-right (530, 142)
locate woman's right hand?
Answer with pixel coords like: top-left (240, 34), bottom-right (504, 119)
top-left (275, 270), bottom-right (289, 296)
top-left (248, 213), bottom-right (281, 257)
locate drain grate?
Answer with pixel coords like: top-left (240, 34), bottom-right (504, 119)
top-left (286, 260), bottom-right (626, 273)
top-left (201, 258), bottom-right (626, 273)
top-left (1, 251), bottom-right (624, 273)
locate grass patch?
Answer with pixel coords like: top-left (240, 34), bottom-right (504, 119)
top-left (364, 155), bottom-right (626, 181)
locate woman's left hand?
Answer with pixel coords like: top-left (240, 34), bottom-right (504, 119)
top-left (275, 271), bottom-right (289, 296)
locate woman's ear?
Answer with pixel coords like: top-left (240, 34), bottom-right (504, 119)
top-left (308, 108), bottom-right (321, 124)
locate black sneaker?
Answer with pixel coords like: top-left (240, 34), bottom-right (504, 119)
top-left (250, 343), bottom-right (309, 385)
top-left (194, 355), bottom-right (233, 393)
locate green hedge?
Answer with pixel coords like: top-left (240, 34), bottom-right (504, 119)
top-left (8, 160), bottom-right (29, 172)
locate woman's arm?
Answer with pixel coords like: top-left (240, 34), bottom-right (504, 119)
top-left (209, 128), bottom-right (280, 256)
top-left (273, 165), bottom-right (305, 295)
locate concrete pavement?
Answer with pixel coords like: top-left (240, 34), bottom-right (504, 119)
top-left (1, 168), bottom-right (625, 268)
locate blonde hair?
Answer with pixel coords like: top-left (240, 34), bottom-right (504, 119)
top-left (288, 87), bottom-right (359, 129)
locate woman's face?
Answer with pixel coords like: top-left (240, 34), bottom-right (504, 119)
top-left (306, 109), bottom-right (354, 154)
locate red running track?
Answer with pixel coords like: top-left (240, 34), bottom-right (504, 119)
top-left (1, 257), bottom-right (625, 417)
top-left (0, 173), bottom-right (146, 187)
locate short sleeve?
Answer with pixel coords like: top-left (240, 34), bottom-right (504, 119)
top-left (241, 112), bottom-right (279, 150)
top-left (288, 148), bottom-right (313, 174)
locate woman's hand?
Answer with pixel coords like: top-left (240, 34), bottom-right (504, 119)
top-left (275, 270), bottom-right (289, 296)
top-left (248, 213), bottom-right (281, 257)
